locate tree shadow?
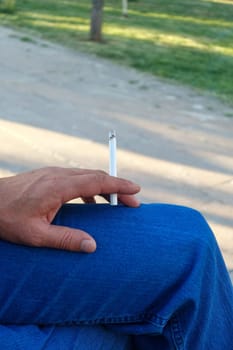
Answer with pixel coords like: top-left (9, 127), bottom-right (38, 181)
top-left (4, 0), bottom-right (232, 100)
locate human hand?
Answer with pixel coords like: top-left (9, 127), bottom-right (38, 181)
top-left (0, 167), bottom-right (140, 253)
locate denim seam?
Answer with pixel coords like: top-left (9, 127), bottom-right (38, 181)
top-left (39, 312), bottom-right (168, 327)
top-left (170, 314), bottom-right (184, 350)
top-left (143, 314), bottom-right (169, 328)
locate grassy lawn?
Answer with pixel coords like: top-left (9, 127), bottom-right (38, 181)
top-left (0, 0), bottom-right (233, 103)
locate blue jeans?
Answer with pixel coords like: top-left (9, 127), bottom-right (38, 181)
top-left (0, 204), bottom-right (232, 349)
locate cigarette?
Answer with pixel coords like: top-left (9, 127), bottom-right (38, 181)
top-left (109, 130), bottom-right (118, 206)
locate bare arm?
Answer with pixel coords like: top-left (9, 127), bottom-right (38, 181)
top-left (0, 167), bottom-right (140, 253)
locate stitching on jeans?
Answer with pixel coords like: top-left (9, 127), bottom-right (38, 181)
top-left (40, 312), bottom-right (168, 327)
top-left (170, 314), bottom-right (184, 350)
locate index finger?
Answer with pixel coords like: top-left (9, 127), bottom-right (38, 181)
top-left (57, 173), bottom-right (141, 204)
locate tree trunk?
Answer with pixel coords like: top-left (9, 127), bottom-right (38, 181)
top-left (122, 0), bottom-right (128, 17)
top-left (90, 0), bottom-right (104, 42)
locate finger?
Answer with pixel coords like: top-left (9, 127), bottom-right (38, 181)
top-left (118, 194), bottom-right (141, 207)
top-left (57, 173), bottom-right (140, 203)
top-left (35, 224), bottom-right (97, 253)
top-left (21, 167), bottom-right (107, 181)
top-left (46, 167), bottom-right (107, 177)
top-left (101, 193), bottom-right (140, 207)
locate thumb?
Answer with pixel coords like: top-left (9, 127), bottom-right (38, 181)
top-left (38, 224), bottom-right (97, 253)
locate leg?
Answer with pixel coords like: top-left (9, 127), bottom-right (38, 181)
top-left (0, 204), bottom-right (232, 349)
top-left (0, 325), bottom-right (131, 350)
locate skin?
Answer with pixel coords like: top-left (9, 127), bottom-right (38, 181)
top-left (0, 167), bottom-right (140, 253)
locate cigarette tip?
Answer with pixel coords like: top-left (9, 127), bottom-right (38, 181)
top-left (109, 130), bottom-right (116, 139)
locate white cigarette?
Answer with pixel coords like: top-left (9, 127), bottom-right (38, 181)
top-left (109, 130), bottom-right (118, 206)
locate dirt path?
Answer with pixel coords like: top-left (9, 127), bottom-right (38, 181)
top-left (0, 26), bottom-right (232, 278)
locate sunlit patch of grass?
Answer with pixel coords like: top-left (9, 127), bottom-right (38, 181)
top-left (25, 19), bottom-right (88, 32)
top-left (127, 10), bottom-right (233, 28)
top-left (203, 0), bottom-right (233, 4)
top-left (21, 12), bottom-right (89, 33)
top-left (23, 12), bottom-right (89, 25)
top-left (103, 25), bottom-right (233, 57)
top-left (0, 0), bottom-right (233, 103)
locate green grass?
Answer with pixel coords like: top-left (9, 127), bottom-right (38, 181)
top-left (1, 0), bottom-right (233, 103)
top-left (0, 0), bottom-right (16, 13)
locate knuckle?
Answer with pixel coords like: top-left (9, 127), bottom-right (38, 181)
top-left (95, 172), bottom-right (107, 183)
top-left (58, 230), bottom-right (75, 250)
top-left (45, 176), bottom-right (62, 197)
top-left (92, 173), bottom-right (107, 193)
top-left (41, 168), bottom-right (63, 182)
top-left (35, 170), bottom-right (60, 187)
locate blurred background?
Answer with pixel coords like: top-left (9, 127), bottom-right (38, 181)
top-left (0, 0), bottom-right (233, 278)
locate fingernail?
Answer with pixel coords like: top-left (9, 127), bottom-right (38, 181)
top-left (132, 183), bottom-right (141, 191)
top-left (80, 239), bottom-right (96, 253)
top-left (128, 181), bottom-right (140, 188)
top-left (134, 198), bottom-right (141, 206)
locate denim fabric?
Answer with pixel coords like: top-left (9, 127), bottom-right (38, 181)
top-left (0, 203), bottom-right (232, 349)
top-left (0, 325), bottom-right (131, 349)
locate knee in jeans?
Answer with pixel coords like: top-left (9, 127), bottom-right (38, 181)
top-left (176, 206), bottom-right (217, 259)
